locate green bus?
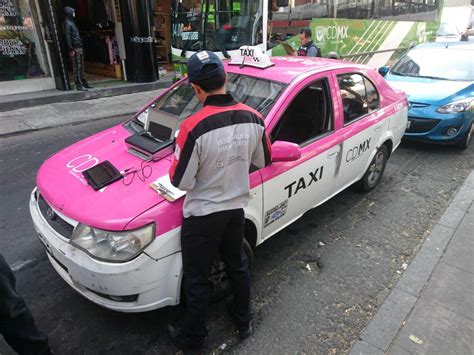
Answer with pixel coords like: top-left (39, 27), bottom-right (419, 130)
top-left (171, 0), bottom-right (441, 68)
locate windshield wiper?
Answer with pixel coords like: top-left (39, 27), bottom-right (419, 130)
top-left (391, 71), bottom-right (408, 77)
top-left (415, 75), bottom-right (449, 80)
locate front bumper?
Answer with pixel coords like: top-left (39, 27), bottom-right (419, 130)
top-left (29, 188), bottom-right (183, 312)
top-left (404, 106), bottom-right (472, 144)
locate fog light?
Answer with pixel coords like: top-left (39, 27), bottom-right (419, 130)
top-left (446, 127), bottom-right (459, 136)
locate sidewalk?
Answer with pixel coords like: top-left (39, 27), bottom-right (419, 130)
top-left (350, 171), bottom-right (474, 354)
top-left (0, 88), bottom-right (166, 138)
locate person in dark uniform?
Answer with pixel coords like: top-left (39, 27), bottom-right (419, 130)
top-left (63, 6), bottom-right (93, 91)
top-left (167, 51), bottom-right (272, 351)
top-left (296, 27), bottom-right (322, 57)
top-left (0, 253), bottom-right (52, 354)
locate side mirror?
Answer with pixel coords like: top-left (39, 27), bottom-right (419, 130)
top-left (378, 66), bottom-right (390, 77)
top-left (276, 0), bottom-right (289, 6)
top-left (271, 141), bottom-right (301, 162)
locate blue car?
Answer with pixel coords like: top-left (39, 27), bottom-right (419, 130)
top-left (380, 42), bottom-right (473, 149)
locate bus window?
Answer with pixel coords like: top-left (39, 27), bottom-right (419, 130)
top-left (270, 0), bottom-right (439, 22)
top-left (172, 0), bottom-right (262, 54)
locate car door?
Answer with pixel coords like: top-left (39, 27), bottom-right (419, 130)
top-left (333, 71), bottom-right (385, 193)
top-left (258, 74), bottom-right (344, 242)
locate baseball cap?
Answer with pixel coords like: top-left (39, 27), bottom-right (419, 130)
top-left (187, 51), bottom-right (225, 84)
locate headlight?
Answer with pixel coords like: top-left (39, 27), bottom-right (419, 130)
top-left (436, 98), bottom-right (473, 114)
top-left (71, 223), bottom-right (155, 262)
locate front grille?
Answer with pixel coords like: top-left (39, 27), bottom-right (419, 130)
top-left (47, 249), bottom-right (69, 273)
top-left (86, 288), bottom-right (138, 303)
top-left (409, 101), bottom-right (430, 109)
top-left (406, 117), bottom-right (440, 133)
top-left (38, 195), bottom-right (74, 239)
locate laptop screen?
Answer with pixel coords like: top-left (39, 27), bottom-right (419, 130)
top-left (144, 109), bottom-right (178, 142)
top-left (148, 121), bottom-right (173, 142)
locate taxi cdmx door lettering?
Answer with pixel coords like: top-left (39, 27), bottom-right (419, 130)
top-left (284, 165), bottom-right (324, 198)
top-left (346, 138), bottom-right (371, 163)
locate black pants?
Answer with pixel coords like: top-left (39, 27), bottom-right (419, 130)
top-left (180, 208), bottom-right (251, 342)
top-left (0, 253), bottom-right (50, 354)
top-left (72, 47), bottom-right (86, 87)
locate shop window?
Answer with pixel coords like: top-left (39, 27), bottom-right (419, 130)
top-left (0, 0), bottom-right (50, 82)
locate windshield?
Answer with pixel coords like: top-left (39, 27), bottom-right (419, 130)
top-left (391, 48), bottom-right (474, 81)
top-left (172, 0), bottom-right (262, 52)
top-left (134, 73), bottom-right (285, 128)
top-left (437, 23), bottom-right (460, 36)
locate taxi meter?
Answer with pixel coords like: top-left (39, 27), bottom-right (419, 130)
top-left (229, 46), bottom-right (274, 69)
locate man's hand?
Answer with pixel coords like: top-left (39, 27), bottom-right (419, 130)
top-left (69, 50), bottom-right (75, 57)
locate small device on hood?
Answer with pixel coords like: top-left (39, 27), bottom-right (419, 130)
top-left (82, 160), bottom-right (123, 191)
top-left (125, 109), bottom-right (178, 161)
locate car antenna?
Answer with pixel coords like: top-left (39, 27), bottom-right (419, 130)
top-left (240, 55), bottom-right (245, 69)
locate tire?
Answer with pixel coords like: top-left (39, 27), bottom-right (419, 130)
top-left (455, 123), bottom-right (472, 150)
top-left (209, 238), bottom-right (253, 303)
top-left (180, 238), bottom-right (254, 305)
top-left (355, 144), bottom-right (389, 192)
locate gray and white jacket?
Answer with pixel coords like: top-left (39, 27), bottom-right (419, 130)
top-left (169, 94), bottom-right (272, 218)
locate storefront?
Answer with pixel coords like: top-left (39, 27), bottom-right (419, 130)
top-left (1, 0), bottom-right (171, 96)
top-left (0, 0), bottom-right (56, 95)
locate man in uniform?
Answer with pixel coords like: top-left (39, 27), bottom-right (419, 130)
top-left (168, 50), bottom-right (272, 350)
top-left (296, 27), bottom-right (322, 57)
top-left (64, 6), bottom-right (93, 91)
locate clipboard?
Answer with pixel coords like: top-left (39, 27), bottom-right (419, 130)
top-left (281, 42), bottom-right (296, 55)
top-left (150, 175), bottom-right (186, 202)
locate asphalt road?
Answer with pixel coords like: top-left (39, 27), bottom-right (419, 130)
top-left (1, 117), bottom-right (473, 354)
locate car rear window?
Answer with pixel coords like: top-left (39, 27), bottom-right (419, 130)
top-left (337, 73), bottom-right (380, 125)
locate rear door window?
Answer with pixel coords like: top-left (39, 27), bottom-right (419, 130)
top-left (337, 73), bottom-right (379, 125)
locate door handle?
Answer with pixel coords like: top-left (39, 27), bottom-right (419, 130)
top-left (250, 192), bottom-right (257, 198)
top-left (374, 124), bottom-right (383, 131)
top-left (327, 151), bottom-right (339, 159)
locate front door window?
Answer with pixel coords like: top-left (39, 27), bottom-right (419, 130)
top-left (272, 78), bottom-right (333, 145)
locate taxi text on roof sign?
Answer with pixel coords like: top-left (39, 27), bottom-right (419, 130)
top-left (229, 46), bottom-right (274, 69)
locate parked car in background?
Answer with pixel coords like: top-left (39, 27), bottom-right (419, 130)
top-left (380, 42), bottom-right (474, 149)
top-left (436, 22), bottom-right (463, 42)
top-left (437, 5), bottom-right (473, 42)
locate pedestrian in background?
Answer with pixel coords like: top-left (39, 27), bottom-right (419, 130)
top-left (296, 27), bottom-right (322, 57)
top-left (167, 50), bottom-right (272, 351)
top-left (63, 6), bottom-right (93, 91)
top-left (0, 253), bottom-right (52, 354)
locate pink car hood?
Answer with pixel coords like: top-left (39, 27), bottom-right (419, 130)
top-left (36, 124), bottom-right (169, 231)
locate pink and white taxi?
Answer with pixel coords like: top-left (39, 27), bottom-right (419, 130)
top-left (29, 49), bottom-right (408, 312)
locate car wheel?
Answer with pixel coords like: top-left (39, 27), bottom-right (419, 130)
top-left (180, 238), bottom-right (254, 305)
top-left (455, 123), bottom-right (472, 150)
top-left (209, 238), bottom-right (253, 303)
top-left (355, 144), bottom-right (389, 192)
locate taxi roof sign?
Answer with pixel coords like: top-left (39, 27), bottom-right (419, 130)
top-left (229, 46), bottom-right (274, 69)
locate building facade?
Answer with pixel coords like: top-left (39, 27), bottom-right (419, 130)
top-left (0, 0), bottom-right (170, 96)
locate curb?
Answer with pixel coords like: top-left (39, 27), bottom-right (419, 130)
top-left (0, 79), bottom-right (173, 113)
top-left (349, 170), bottom-right (474, 355)
top-left (0, 112), bottom-right (134, 139)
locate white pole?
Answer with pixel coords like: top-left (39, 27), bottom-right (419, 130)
top-left (262, 0), bottom-right (268, 52)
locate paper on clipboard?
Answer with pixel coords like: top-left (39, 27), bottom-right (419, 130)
top-left (150, 175), bottom-right (186, 202)
top-left (281, 42), bottom-right (296, 55)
